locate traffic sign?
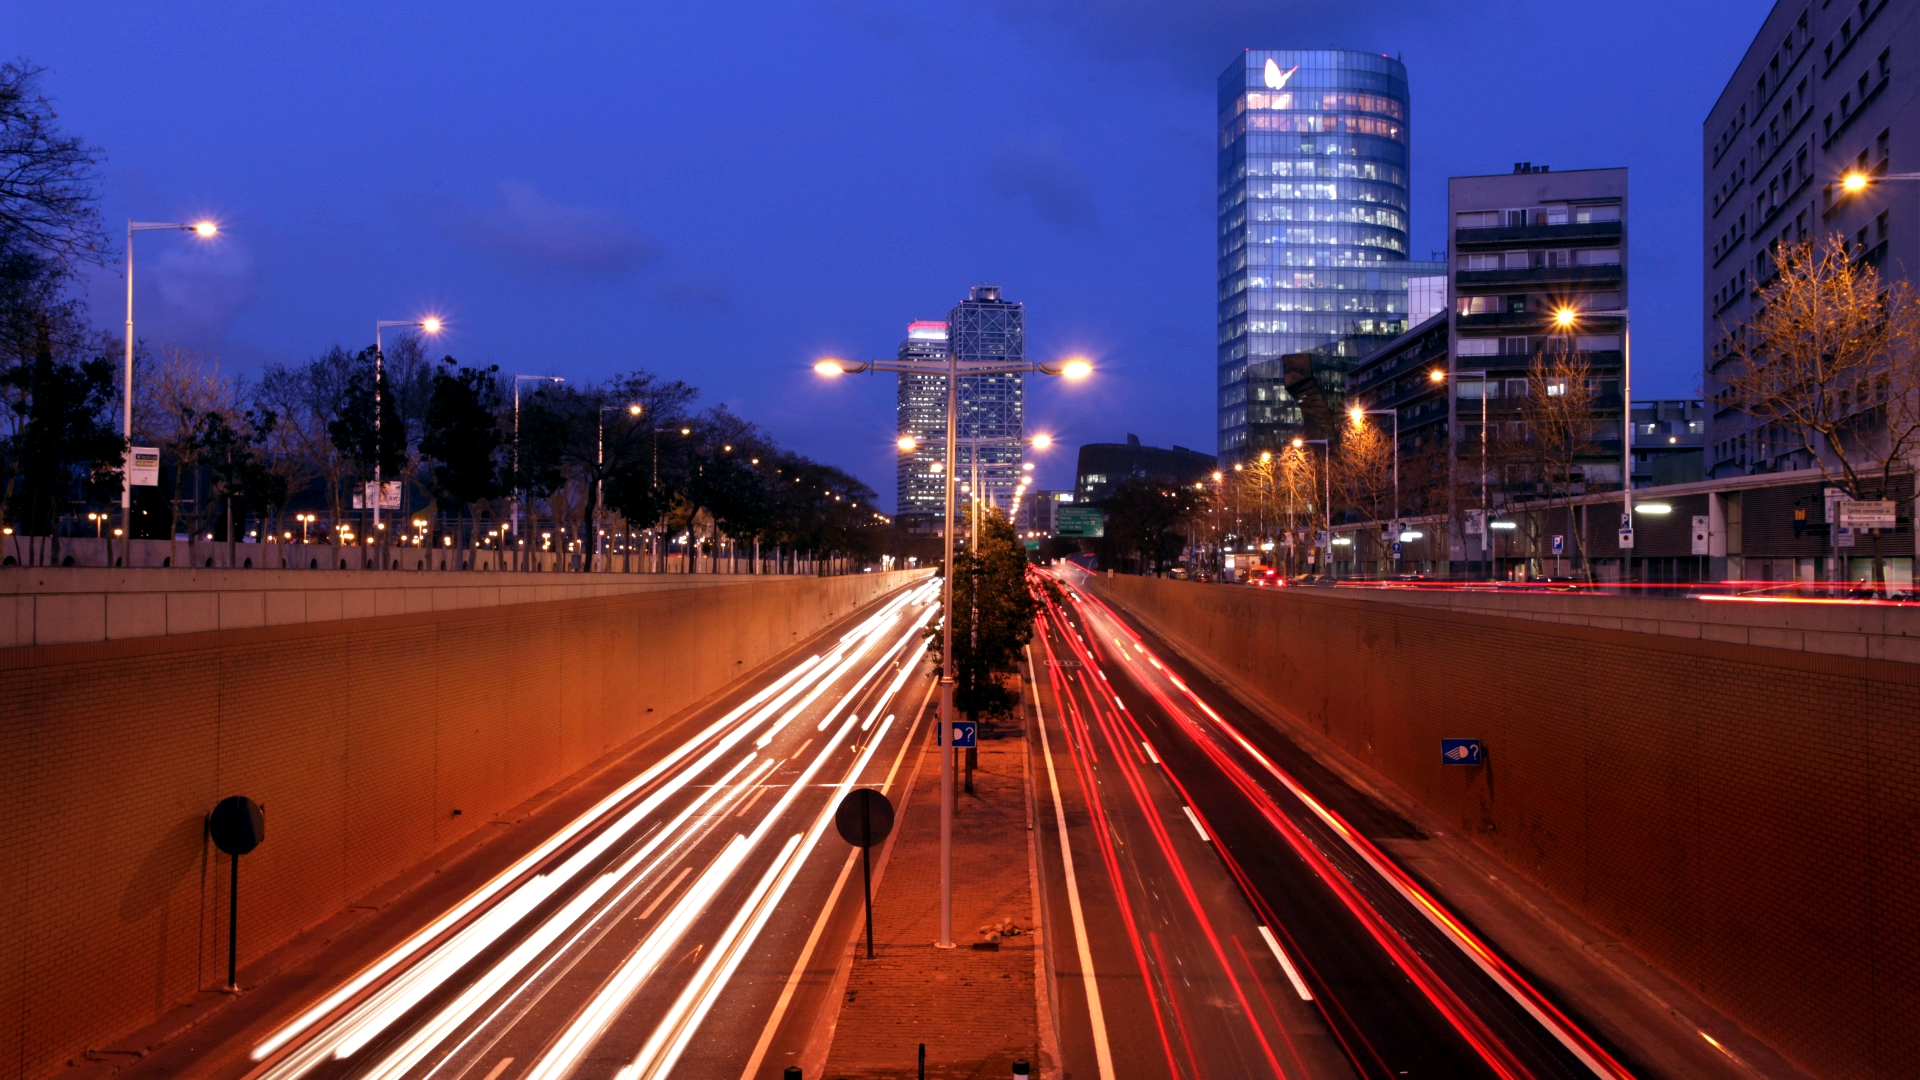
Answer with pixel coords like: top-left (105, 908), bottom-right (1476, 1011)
top-left (834, 788), bottom-right (895, 959)
top-left (1390, 541), bottom-right (1402, 558)
top-left (1841, 499), bottom-right (1897, 529)
top-left (1441, 739), bottom-right (1483, 766)
top-left (950, 721), bottom-right (977, 748)
top-left (1618, 513), bottom-right (1634, 550)
top-left (1691, 515), bottom-right (1710, 556)
top-left (1551, 534), bottom-right (1564, 555)
top-left (1056, 506), bottom-right (1106, 538)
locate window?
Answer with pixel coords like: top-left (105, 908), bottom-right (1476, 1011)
top-left (1879, 211), bottom-right (1890, 242)
top-left (1546, 248), bottom-right (1573, 267)
top-left (1577, 334), bottom-right (1622, 351)
top-left (1502, 336), bottom-right (1530, 354)
top-left (1575, 247), bottom-right (1622, 266)
top-left (1456, 210), bottom-right (1499, 228)
top-left (1503, 250), bottom-right (1531, 269)
top-left (1878, 128), bottom-right (1890, 162)
top-left (1506, 295), bottom-right (1530, 314)
top-left (1882, 48), bottom-right (1892, 79)
top-left (1505, 379), bottom-right (1529, 398)
top-left (1461, 253), bottom-right (1501, 270)
top-left (1574, 204), bottom-right (1621, 223)
top-left (1457, 295), bottom-right (1502, 315)
top-left (1457, 337), bottom-right (1500, 355)
top-left (1456, 380), bottom-right (1486, 399)
top-left (1545, 380), bottom-right (1569, 397)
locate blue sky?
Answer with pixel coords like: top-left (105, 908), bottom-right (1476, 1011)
top-left (15, 0), bottom-right (1771, 507)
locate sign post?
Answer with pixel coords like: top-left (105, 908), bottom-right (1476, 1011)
top-left (206, 796), bottom-right (265, 991)
top-left (834, 788), bottom-right (896, 959)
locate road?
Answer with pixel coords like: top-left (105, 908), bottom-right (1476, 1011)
top-left (184, 577), bottom-right (938, 1080)
top-left (1031, 567), bottom-right (1644, 1080)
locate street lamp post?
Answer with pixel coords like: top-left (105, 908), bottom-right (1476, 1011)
top-left (1348, 406), bottom-right (1401, 559)
top-left (816, 350), bottom-right (1089, 949)
top-left (122, 220), bottom-right (218, 536)
top-left (595, 402), bottom-right (643, 570)
top-left (1553, 305), bottom-right (1632, 578)
top-left (512, 374), bottom-right (565, 570)
top-left (373, 318), bottom-right (444, 566)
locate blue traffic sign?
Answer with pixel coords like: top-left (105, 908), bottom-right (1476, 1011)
top-left (950, 721), bottom-right (977, 748)
top-left (1551, 535), bottom-right (1565, 555)
top-left (1441, 739), bottom-right (1483, 766)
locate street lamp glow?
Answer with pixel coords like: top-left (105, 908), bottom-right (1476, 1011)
top-left (1059, 357), bottom-right (1093, 380)
top-left (420, 316), bottom-right (443, 334)
top-left (814, 359), bottom-right (848, 376)
top-left (192, 221), bottom-right (218, 237)
top-left (1843, 171), bottom-right (1870, 193)
top-left (1429, 368), bottom-right (1446, 382)
top-left (1021, 461), bottom-right (1034, 471)
top-left (1290, 438), bottom-right (1303, 449)
top-left (1031, 433), bottom-right (1053, 450)
top-left (1260, 450), bottom-right (1272, 463)
top-left (1554, 307), bottom-right (1577, 328)
top-left (627, 403), bottom-right (643, 416)
top-left (1348, 405), bottom-right (1366, 425)
top-left (897, 435), bottom-right (917, 451)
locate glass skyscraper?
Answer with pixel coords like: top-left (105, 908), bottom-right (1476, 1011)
top-left (894, 320), bottom-right (949, 531)
top-left (949, 285), bottom-right (1025, 516)
top-left (1217, 49), bottom-right (1415, 460)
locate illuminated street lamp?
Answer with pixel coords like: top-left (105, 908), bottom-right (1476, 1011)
top-left (122, 219), bottom-right (219, 534)
top-left (1550, 303), bottom-right (1633, 549)
top-left (372, 317), bottom-right (445, 549)
top-left (816, 347), bottom-right (1090, 949)
top-left (1348, 404), bottom-right (1401, 537)
top-left (595, 402), bottom-right (644, 566)
top-left (512, 374), bottom-right (566, 565)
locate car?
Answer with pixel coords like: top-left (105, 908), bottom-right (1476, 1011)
top-left (1248, 566), bottom-right (1283, 586)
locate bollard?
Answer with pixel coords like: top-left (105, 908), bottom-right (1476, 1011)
top-left (783, 1068), bottom-right (801, 1080)
top-left (918, 1042), bottom-right (926, 1080)
top-left (1012, 1060), bottom-right (1031, 1077)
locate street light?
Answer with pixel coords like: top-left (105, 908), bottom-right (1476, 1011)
top-left (513, 374), bottom-right (566, 566)
top-left (373, 318), bottom-right (446, 549)
top-left (815, 348), bottom-right (1090, 949)
top-left (123, 219), bottom-right (219, 534)
top-left (1550, 304), bottom-right (1633, 558)
top-left (595, 402), bottom-right (643, 567)
top-left (1348, 405), bottom-right (1401, 540)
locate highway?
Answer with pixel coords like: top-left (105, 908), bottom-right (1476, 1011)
top-left (1032, 567), bottom-right (1643, 1080)
top-left (210, 578), bottom-right (939, 1080)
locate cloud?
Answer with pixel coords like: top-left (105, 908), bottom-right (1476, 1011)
top-left (983, 134), bottom-right (1099, 233)
top-left (440, 180), bottom-right (654, 278)
top-left (656, 276), bottom-right (732, 316)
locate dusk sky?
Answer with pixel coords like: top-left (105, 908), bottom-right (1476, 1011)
top-left (16, 1), bottom-right (1769, 510)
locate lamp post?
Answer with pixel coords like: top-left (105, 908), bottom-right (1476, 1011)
top-left (1552, 305), bottom-right (1631, 576)
top-left (899, 432), bottom-right (1054, 553)
top-left (596, 402), bottom-right (643, 569)
top-left (123, 220), bottom-right (219, 535)
top-left (1437, 368), bottom-right (1492, 580)
top-left (1347, 405), bottom-right (1401, 530)
top-left (512, 374), bottom-right (565, 569)
top-left (372, 318), bottom-right (444, 564)
top-left (1292, 437), bottom-right (1331, 577)
top-left (816, 350), bottom-right (1090, 949)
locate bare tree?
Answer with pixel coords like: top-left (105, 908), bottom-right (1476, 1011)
top-left (139, 346), bottom-right (241, 550)
top-left (257, 348), bottom-right (355, 531)
top-left (1514, 341), bottom-right (1601, 575)
top-left (0, 62), bottom-right (108, 265)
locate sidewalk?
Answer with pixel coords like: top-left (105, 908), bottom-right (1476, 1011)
top-left (818, 710), bottom-right (1044, 1080)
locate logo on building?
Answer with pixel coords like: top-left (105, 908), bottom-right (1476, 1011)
top-left (1263, 59), bottom-right (1299, 90)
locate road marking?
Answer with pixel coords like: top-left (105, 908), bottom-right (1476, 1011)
top-left (637, 867), bottom-right (692, 921)
top-left (734, 786), bottom-right (768, 818)
top-left (479, 1058), bottom-right (514, 1080)
top-left (1030, 644), bottom-right (1118, 1080)
top-left (789, 738), bottom-right (813, 761)
top-left (1181, 805), bottom-right (1210, 842)
top-left (1257, 926), bottom-right (1313, 1001)
top-left (1141, 740), bottom-right (1160, 765)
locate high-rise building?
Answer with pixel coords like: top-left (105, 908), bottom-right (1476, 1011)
top-left (1217, 49), bottom-right (1417, 461)
top-left (1703, 3), bottom-right (1911, 479)
top-left (948, 285), bottom-right (1026, 515)
top-left (894, 320), bottom-right (949, 532)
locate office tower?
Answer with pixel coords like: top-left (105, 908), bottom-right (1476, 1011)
top-left (948, 285), bottom-right (1026, 515)
top-left (1217, 49), bottom-right (1414, 461)
top-left (894, 320), bottom-right (949, 533)
top-left (1703, 4), bottom-right (1911, 478)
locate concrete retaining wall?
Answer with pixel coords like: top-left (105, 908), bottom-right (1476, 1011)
top-left (0, 569), bottom-right (926, 1079)
top-left (1085, 575), bottom-right (1918, 1080)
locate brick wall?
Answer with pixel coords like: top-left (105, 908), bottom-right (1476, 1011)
top-left (0, 570), bottom-right (924, 1080)
top-left (1087, 575), bottom-right (1918, 1080)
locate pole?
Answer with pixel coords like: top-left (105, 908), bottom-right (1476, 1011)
top-left (226, 853), bottom-right (240, 990)
top-left (1621, 316), bottom-right (1634, 581)
top-left (862, 811), bottom-right (875, 959)
top-left (938, 346), bottom-right (957, 950)
top-left (1481, 379), bottom-right (1490, 581)
top-left (515, 380), bottom-right (522, 571)
top-left (122, 222), bottom-right (135, 536)
top-left (372, 325), bottom-right (383, 550)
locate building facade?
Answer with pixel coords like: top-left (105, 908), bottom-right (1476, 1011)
top-left (1216, 49), bottom-right (1418, 462)
top-left (1633, 399), bottom-right (1708, 486)
top-left (948, 285), bottom-right (1026, 516)
top-left (1075, 435), bottom-right (1218, 504)
top-left (894, 320), bottom-right (949, 533)
top-left (1702, 0), bottom-right (1916, 479)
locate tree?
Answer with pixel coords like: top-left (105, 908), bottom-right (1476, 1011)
top-left (927, 510), bottom-right (1035, 728)
top-left (1333, 418), bottom-right (1393, 528)
top-left (1102, 476), bottom-right (1199, 574)
top-left (0, 324), bottom-right (121, 556)
top-left (1512, 340), bottom-right (1601, 576)
top-left (141, 347), bottom-right (242, 543)
top-left (420, 358), bottom-right (504, 544)
top-left (0, 63), bottom-right (108, 266)
top-left (326, 346), bottom-right (405, 494)
top-left (257, 347), bottom-right (355, 532)
top-left (195, 407), bottom-right (287, 549)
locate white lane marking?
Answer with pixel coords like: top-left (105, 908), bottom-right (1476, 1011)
top-left (1030, 644), bottom-right (1118, 1080)
top-left (479, 1057), bottom-right (514, 1080)
top-left (1181, 805), bottom-right (1210, 843)
top-left (1141, 740), bottom-right (1160, 765)
top-left (637, 867), bottom-right (693, 921)
top-left (734, 786), bottom-right (768, 818)
top-left (1257, 926), bottom-right (1313, 1001)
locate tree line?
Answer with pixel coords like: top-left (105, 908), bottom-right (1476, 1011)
top-left (0, 61), bottom-right (885, 568)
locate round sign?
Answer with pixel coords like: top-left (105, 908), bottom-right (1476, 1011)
top-left (208, 796), bottom-right (266, 856)
top-left (833, 788), bottom-right (894, 849)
